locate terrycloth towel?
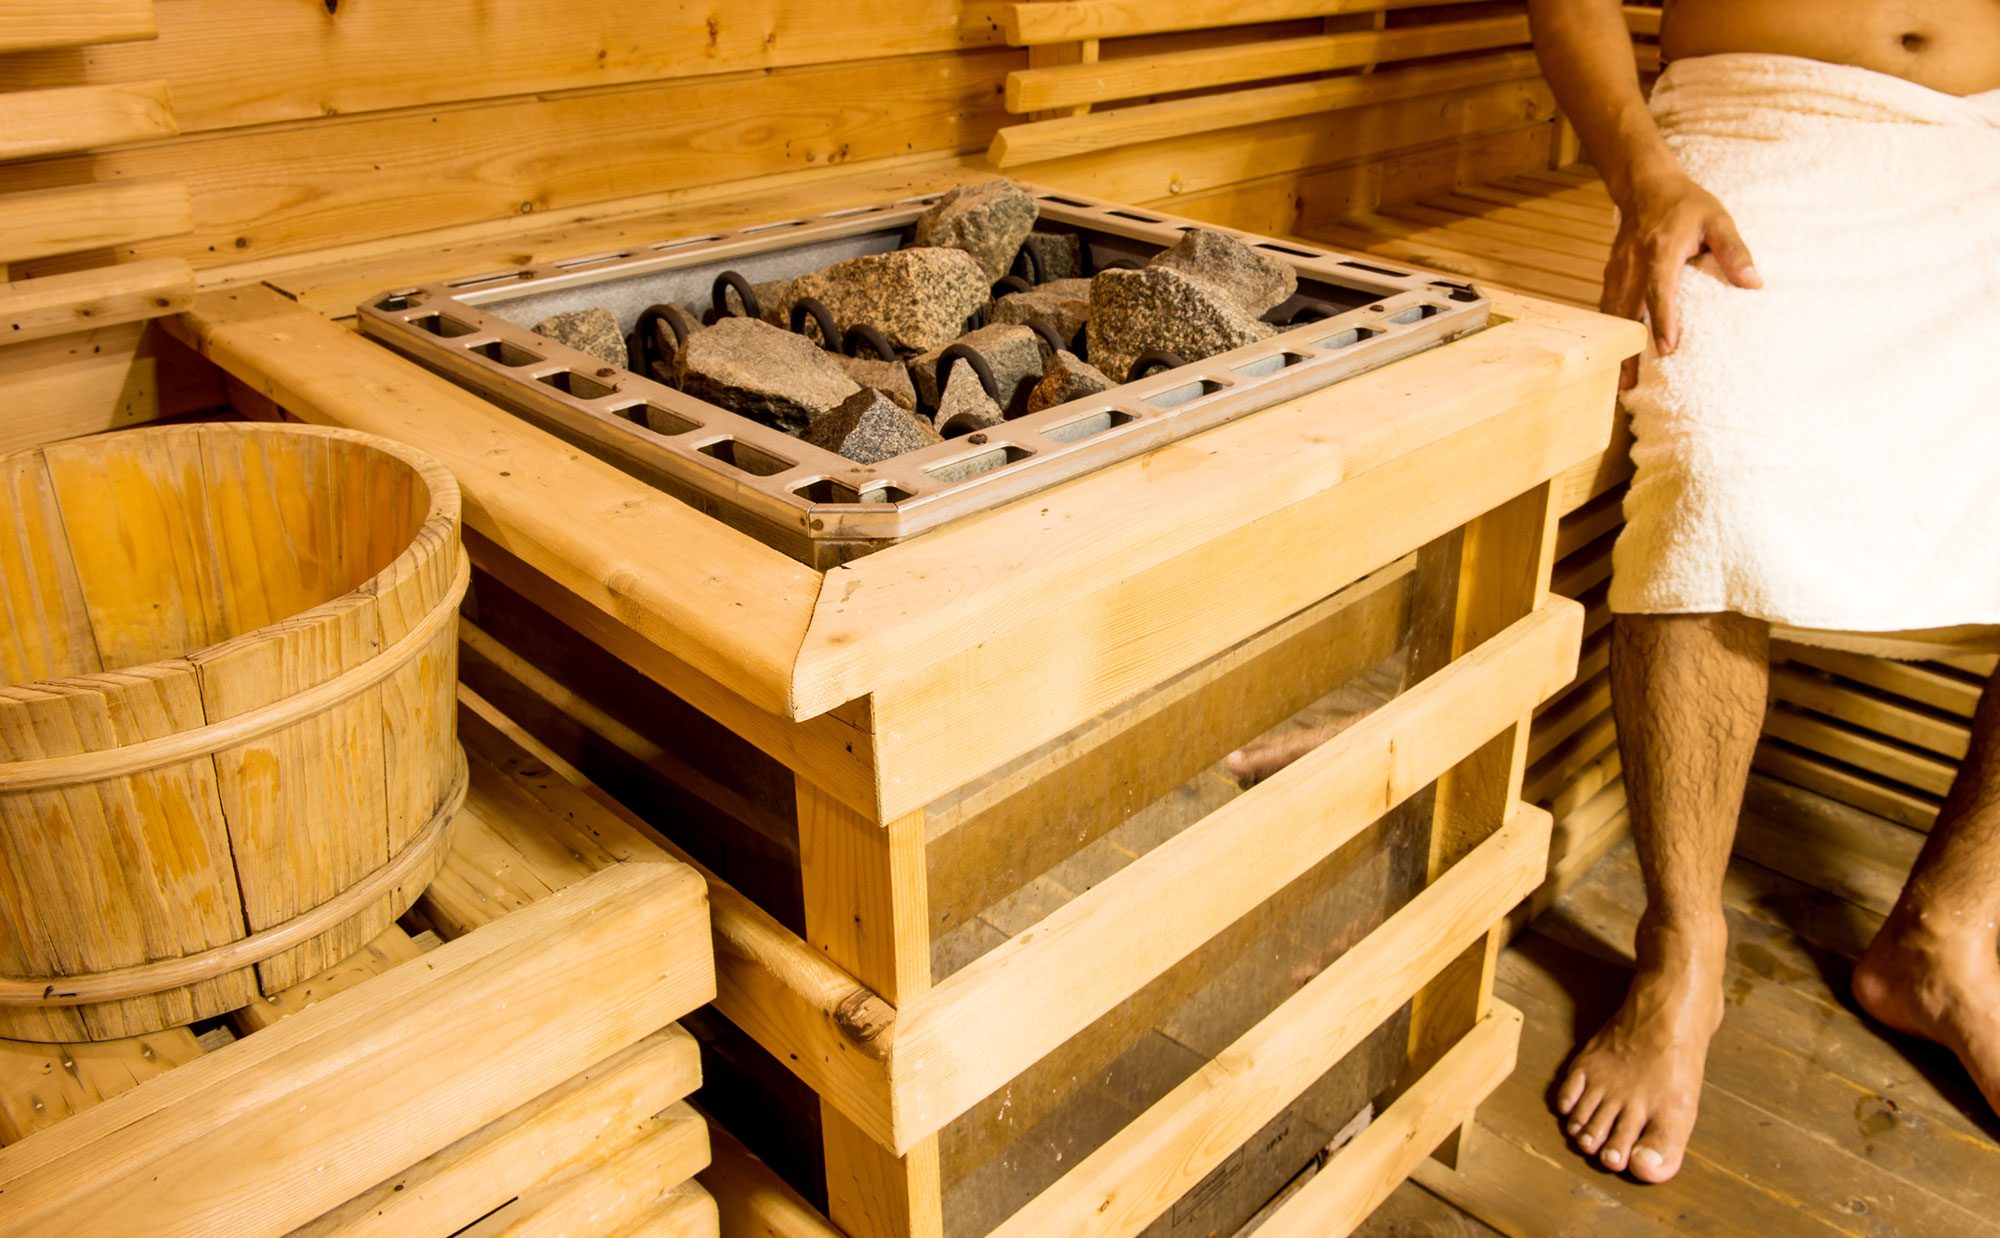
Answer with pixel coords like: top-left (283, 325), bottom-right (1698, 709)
top-left (1612, 54), bottom-right (2000, 657)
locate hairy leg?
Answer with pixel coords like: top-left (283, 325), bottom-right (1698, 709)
top-left (1555, 611), bottom-right (1768, 1182)
top-left (1853, 671), bottom-right (2000, 1115)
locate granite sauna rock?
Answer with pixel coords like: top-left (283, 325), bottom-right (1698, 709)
top-left (777, 248), bottom-right (988, 354)
top-left (1026, 349), bottom-right (1113, 414)
top-left (913, 180), bottom-right (1041, 282)
top-left (671, 316), bottom-right (860, 435)
top-left (988, 278), bottom-right (1092, 351)
top-left (933, 364), bottom-right (1006, 436)
top-left (532, 307), bottom-right (627, 369)
top-left (1020, 231), bottom-right (1084, 282)
top-left (1151, 228), bottom-right (1296, 316)
top-left (910, 322), bottom-right (1047, 412)
top-left (806, 388), bottom-right (941, 464)
top-left (832, 353), bottom-right (918, 411)
top-left (1087, 265), bottom-right (1274, 384)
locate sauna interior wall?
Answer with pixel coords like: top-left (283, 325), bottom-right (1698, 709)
top-left (0, 0), bottom-right (1565, 452)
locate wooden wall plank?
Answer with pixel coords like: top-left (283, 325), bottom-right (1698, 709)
top-left (0, 179), bottom-right (190, 265)
top-left (0, 1), bottom-right (154, 54)
top-left (993, 50), bottom-right (1539, 166)
top-left (0, 81), bottom-right (177, 162)
top-left (0, 321), bottom-right (226, 455)
top-left (0, 258), bottom-right (192, 345)
top-left (1006, 16), bottom-right (1529, 111)
top-left (0, 1), bottom-right (1000, 135)
top-left (4, 51), bottom-right (1012, 272)
top-left (1005, 0), bottom-right (1465, 45)
top-left (1011, 76), bottom-right (1554, 233)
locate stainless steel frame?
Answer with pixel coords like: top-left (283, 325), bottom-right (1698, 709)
top-left (360, 185), bottom-right (1488, 565)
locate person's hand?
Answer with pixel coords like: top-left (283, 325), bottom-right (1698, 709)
top-left (1602, 172), bottom-right (1762, 388)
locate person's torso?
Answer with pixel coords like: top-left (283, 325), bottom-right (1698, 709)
top-left (1661, 0), bottom-right (2000, 94)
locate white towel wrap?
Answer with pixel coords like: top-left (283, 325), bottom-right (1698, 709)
top-left (1612, 53), bottom-right (2000, 659)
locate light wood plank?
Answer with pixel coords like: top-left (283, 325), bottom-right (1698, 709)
top-left (888, 601), bottom-right (1581, 1152)
top-left (457, 1101), bottom-right (710, 1238)
top-left (0, 3), bottom-right (992, 135)
top-left (795, 301), bottom-right (1639, 720)
top-left (991, 51), bottom-right (1540, 165)
top-left (0, 1027), bottom-right (202, 1144)
top-left (1006, 17), bottom-right (1529, 111)
top-left (1769, 665), bottom-right (1969, 760)
top-left (0, 862), bottom-right (713, 1236)
top-left (0, 81), bottom-right (175, 162)
top-left (1752, 740), bottom-right (1940, 832)
top-left (1006, 0), bottom-right (1466, 44)
top-left (0, 179), bottom-right (190, 265)
top-left (0, 258), bottom-right (192, 344)
top-left (1258, 1005), bottom-right (1523, 1238)
top-left (699, 1114), bottom-right (842, 1237)
top-left (989, 810), bottom-right (1543, 1236)
top-left (169, 287), bottom-right (821, 722)
top-left (1760, 705), bottom-right (1957, 798)
top-left (0, 1), bottom-right (154, 53)
top-left (296, 1029), bottom-right (703, 1237)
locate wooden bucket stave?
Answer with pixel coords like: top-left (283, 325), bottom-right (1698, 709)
top-left (0, 423), bottom-right (465, 1041)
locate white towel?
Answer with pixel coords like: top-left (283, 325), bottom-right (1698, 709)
top-left (1612, 53), bottom-right (2000, 657)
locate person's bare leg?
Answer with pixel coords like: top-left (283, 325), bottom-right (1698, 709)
top-left (1225, 718), bottom-right (1355, 783)
top-left (1555, 611), bottom-right (1767, 1182)
top-left (1853, 672), bottom-right (2000, 1115)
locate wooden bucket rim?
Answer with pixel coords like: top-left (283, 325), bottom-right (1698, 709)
top-left (5, 419), bottom-right (461, 687)
top-left (0, 746), bottom-right (467, 1005)
top-left (0, 421), bottom-right (465, 790)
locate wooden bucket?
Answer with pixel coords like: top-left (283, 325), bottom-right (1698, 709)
top-left (0, 422), bottom-right (467, 1041)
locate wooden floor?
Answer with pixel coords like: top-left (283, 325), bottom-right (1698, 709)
top-left (1354, 773), bottom-right (2000, 1237)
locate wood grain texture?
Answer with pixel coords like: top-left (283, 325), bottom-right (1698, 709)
top-left (297, 1029), bottom-right (703, 1237)
top-left (0, 862), bottom-right (712, 1236)
top-left (0, 179), bottom-right (190, 265)
top-left (0, 258), bottom-right (192, 345)
top-left (169, 287), bottom-right (821, 724)
top-left (1005, 0), bottom-right (1466, 44)
top-left (0, 1), bottom-right (999, 134)
top-left (0, 81), bottom-right (176, 161)
top-left (0, 1026), bottom-right (201, 1144)
top-left (0, 1), bottom-right (154, 53)
top-left (889, 602), bottom-right (1581, 1152)
top-left (456, 1101), bottom-right (710, 1237)
top-left (1006, 16), bottom-right (1529, 111)
top-left (992, 51), bottom-right (1540, 165)
top-left (5, 51), bottom-right (1012, 273)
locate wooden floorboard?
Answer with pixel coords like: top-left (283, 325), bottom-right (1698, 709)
top-left (1376, 774), bottom-right (2000, 1236)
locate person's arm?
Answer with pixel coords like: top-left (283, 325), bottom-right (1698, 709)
top-left (1526, 0), bottom-right (1761, 365)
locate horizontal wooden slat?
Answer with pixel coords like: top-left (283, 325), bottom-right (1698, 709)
top-left (0, 1), bottom-right (994, 135)
top-left (1006, 15), bottom-right (1529, 111)
top-left (0, 81), bottom-right (176, 162)
top-left (989, 810), bottom-right (1545, 1236)
top-left (6, 50), bottom-right (1009, 273)
top-left (0, 862), bottom-right (713, 1236)
top-left (0, 1), bottom-right (154, 53)
top-left (294, 1029), bottom-right (703, 1237)
top-left (1774, 641), bottom-right (1983, 719)
top-left (1624, 4), bottom-right (1662, 37)
top-left (1005, 0), bottom-right (1464, 45)
top-left (992, 50), bottom-right (1541, 166)
top-left (0, 178), bottom-right (190, 265)
top-left (1769, 665), bottom-right (1970, 760)
top-left (0, 258), bottom-right (192, 345)
top-left (0, 319), bottom-right (225, 455)
top-left (1752, 740), bottom-right (1941, 833)
top-left (1761, 705), bottom-right (1957, 798)
top-left (1257, 1003), bottom-right (1524, 1238)
top-left (887, 600), bottom-right (1582, 1151)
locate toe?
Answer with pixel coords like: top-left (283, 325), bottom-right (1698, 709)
top-left (1599, 1106), bottom-right (1648, 1173)
top-left (1567, 1085), bottom-right (1605, 1138)
top-left (1556, 1067), bottom-right (1588, 1115)
top-left (1630, 1114), bottom-right (1693, 1183)
top-left (1579, 1098), bottom-right (1621, 1155)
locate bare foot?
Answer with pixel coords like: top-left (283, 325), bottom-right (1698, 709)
top-left (1853, 915), bottom-right (2000, 1117)
top-left (1554, 921), bottom-right (1725, 1182)
top-left (1224, 719), bottom-right (1353, 785)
